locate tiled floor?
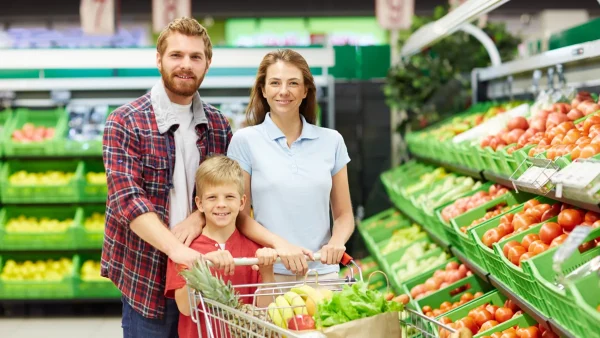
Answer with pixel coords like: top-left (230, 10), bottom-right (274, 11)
top-left (1, 317), bottom-right (122, 338)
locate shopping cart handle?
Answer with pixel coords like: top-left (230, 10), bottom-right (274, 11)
top-left (204, 252), bottom-right (354, 267)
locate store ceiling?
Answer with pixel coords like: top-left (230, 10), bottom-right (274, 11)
top-left (0, 0), bottom-right (598, 21)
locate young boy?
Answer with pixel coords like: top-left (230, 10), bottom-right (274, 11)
top-left (165, 155), bottom-right (278, 338)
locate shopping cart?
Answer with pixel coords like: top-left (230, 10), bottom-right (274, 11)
top-left (185, 253), bottom-right (470, 338)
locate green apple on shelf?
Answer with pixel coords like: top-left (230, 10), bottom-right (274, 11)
top-left (86, 172), bottom-right (106, 184)
top-left (5, 215), bottom-right (74, 233)
top-left (8, 170), bottom-right (75, 185)
top-left (80, 260), bottom-right (107, 282)
top-left (0, 258), bottom-right (73, 281)
top-left (83, 213), bottom-right (105, 232)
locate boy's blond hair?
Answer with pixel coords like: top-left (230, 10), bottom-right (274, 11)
top-left (156, 17), bottom-right (213, 60)
top-left (195, 155), bottom-right (244, 198)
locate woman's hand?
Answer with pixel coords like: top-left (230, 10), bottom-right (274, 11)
top-left (319, 242), bottom-right (346, 265)
top-left (273, 241), bottom-right (314, 276)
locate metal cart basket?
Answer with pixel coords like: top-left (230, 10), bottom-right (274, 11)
top-left (185, 253), bottom-right (468, 338)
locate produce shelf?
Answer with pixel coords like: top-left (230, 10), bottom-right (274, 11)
top-left (483, 171), bottom-right (600, 213)
top-left (383, 190), bottom-right (579, 338)
top-left (449, 247), bottom-right (576, 338)
top-left (412, 154), bottom-right (600, 213)
top-left (412, 155), bottom-right (484, 181)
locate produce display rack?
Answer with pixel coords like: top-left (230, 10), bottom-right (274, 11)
top-left (414, 154), bottom-right (600, 213)
top-left (388, 189), bottom-right (578, 338)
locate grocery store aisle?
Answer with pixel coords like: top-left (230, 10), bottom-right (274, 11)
top-left (1, 317), bottom-right (122, 338)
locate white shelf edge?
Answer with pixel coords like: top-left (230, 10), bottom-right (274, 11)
top-left (479, 39), bottom-right (600, 81)
top-left (0, 76), bottom-right (330, 91)
top-left (0, 47), bottom-right (335, 69)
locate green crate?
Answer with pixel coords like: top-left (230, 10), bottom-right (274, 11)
top-left (392, 248), bottom-right (450, 289)
top-left (75, 253), bottom-right (120, 299)
top-left (472, 313), bottom-right (539, 338)
top-left (413, 274), bottom-right (493, 316)
top-left (78, 205), bottom-right (106, 249)
top-left (0, 160), bottom-right (83, 203)
top-left (434, 183), bottom-right (494, 251)
top-left (2, 108), bottom-right (68, 157)
top-left (470, 196), bottom-right (555, 276)
top-left (435, 290), bottom-right (507, 337)
top-left (492, 217), bottom-right (559, 316)
top-left (80, 160), bottom-right (107, 202)
top-left (453, 191), bottom-right (534, 268)
top-left (523, 227), bottom-right (600, 338)
top-left (0, 206), bottom-right (82, 251)
top-left (570, 271), bottom-right (600, 338)
top-left (0, 253), bottom-right (78, 299)
top-left (380, 236), bottom-right (432, 283)
top-left (0, 109), bottom-right (14, 158)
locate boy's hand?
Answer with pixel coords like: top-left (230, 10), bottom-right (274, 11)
top-left (204, 250), bottom-right (235, 276)
top-left (256, 248), bottom-right (278, 266)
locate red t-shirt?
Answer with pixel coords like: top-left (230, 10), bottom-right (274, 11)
top-left (165, 229), bottom-right (262, 338)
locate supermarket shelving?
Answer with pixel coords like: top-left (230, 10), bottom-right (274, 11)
top-left (414, 154), bottom-right (600, 213)
top-left (394, 198), bottom-right (577, 338)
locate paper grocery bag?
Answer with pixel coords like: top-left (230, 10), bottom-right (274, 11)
top-left (321, 312), bottom-right (402, 338)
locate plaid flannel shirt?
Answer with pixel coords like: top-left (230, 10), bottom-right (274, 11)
top-left (101, 91), bottom-right (232, 319)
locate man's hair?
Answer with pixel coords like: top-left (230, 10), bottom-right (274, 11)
top-left (156, 17), bottom-right (213, 60)
top-left (195, 155), bottom-right (244, 198)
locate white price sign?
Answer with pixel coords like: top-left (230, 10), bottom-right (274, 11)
top-left (515, 166), bottom-right (557, 190)
top-left (152, 0), bottom-right (192, 33)
top-left (552, 161), bottom-right (600, 189)
top-left (375, 0), bottom-right (415, 30)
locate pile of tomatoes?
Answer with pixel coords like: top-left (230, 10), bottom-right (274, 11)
top-left (423, 291), bottom-right (484, 318)
top-left (441, 184), bottom-right (511, 223)
top-left (410, 261), bottom-right (472, 300)
top-left (462, 204), bottom-right (512, 233)
top-left (439, 299), bottom-right (556, 338)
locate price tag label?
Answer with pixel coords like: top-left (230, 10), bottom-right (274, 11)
top-left (516, 166), bottom-right (557, 190)
top-left (553, 226), bottom-right (593, 267)
top-left (552, 161), bottom-right (600, 188)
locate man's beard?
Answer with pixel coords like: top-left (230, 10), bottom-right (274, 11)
top-left (161, 66), bottom-right (205, 97)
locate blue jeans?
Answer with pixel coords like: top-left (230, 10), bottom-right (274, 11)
top-left (121, 296), bottom-right (180, 338)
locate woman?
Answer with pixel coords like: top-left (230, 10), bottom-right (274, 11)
top-left (227, 49), bottom-right (355, 282)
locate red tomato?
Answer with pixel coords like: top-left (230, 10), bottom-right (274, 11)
top-left (458, 316), bottom-right (478, 335)
top-left (479, 320), bottom-right (499, 333)
top-left (504, 299), bottom-right (520, 312)
top-left (539, 222), bottom-right (563, 245)
top-left (585, 211), bottom-right (600, 223)
top-left (503, 240), bottom-right (522, 257)
top-left (550, 234), bottom-right (569, 248)
top-left (482, 228), bottom-right (503, 248)
top-left (473, 308), bottom-right (494, 327)
top-left (523, 200), bottom-right (540, 212)
top-left (520, 326), bottom-right (541, 338)
top-left (519, 252), bottom-right (537, 266)
top-left (495, 307), bottom-right (514, 323)
top-left (541, 204), bottom-right (561, 222)
top-left (521, 234), bottom-right (541, 250)
top-left (558, 209), bottom-right (583, 232)
top-left (508, 246), bottom-right (527, 265)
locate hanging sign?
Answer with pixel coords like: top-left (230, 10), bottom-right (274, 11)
top-left (80, 0), bottom-right (116, 35)
top-left (152, 0), bottom-right (192, 33)
top-left (375, 0), bottom-right (415, 30)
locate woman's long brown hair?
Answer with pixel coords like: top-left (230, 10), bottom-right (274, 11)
top-left (246, 49), bottom-right (317, 126)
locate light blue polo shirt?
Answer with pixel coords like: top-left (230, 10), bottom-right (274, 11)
top-left (227, 113), bottom-right (351, 275)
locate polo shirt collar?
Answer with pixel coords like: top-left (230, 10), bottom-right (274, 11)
top-left (195, 228), bottom-right (242, 246)
top-left (150, 80), bottom-right (208, 134)
top-left (264, 113), bottom-right (319, 141)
